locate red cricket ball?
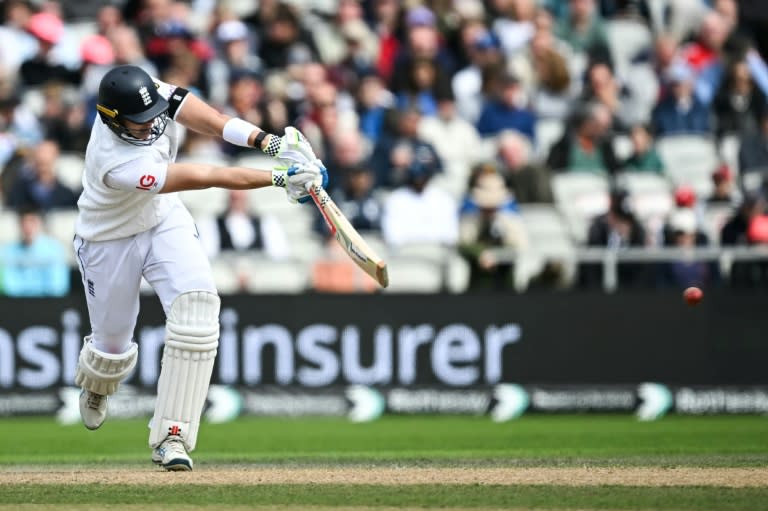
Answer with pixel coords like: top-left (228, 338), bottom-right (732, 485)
top-left (683, 286), bottom-right (703, 306)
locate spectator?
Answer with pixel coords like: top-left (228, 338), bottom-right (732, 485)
top-left (394, 57), bottom-right (452, 117)
top-left (355, 73), bottom-right (394, 145)
top-left (0, 206), bottom-right (69, 297)
top-left (738, 111), bottom-right (768, 174)
top-left (418, 94), bottom-right (483, 178)
top-left (258, 3), bottom-right (319, 71)
top-left (369, 107), bottom-right (443, 188)
top-left (712, 59), bottom-right (766, 139)
top-left (6, 139), bottom-right (78, 211)
top-left (708, 163), bottom-right (737, 204)
top-left (547, 102), bottom-right (620, 174)
top-left (326, 19), bottom-right (380, 93)
top-left (219, 70), bottom-right (266, 158)
top-left (325, 128), bottom-right (371, 188)
top-left (313, 1), bottom-right (378, 69)
top-left (370, 0), bottom-right (404, 83)
top-left (553, 0), bottom-right (610, 59)
top-left (652, 33), bottom-right (681, 100)
top-left (459, 171), bottom-right (529, 290)
top-left (196, 189), bottom-right (290, 261)
top-left (529, 30), bottom-right (574, 120)
top-left (661, 204), bottom-right (710, 248)
top-left (390, 6), bottom-right (456, 94)
top-left (0, 86), bottom-right (44, 171)
top-left (495, 130), bottom-right (554, 203)
top-left (720, 191), bottom-right (768, 286)
top-left (491, 0), bottom-right (537, 55)
top-left (652, 63), bottom-right (711, 136)
top-left (108, 25), bottom-right (158, 76)
top-left (721, 191), bottom-right (765, 246)
top-left (0, 0), bottom-right (37, 77)
top-left (39, 82), bottom-right (90, 152)
top-left (206, 19), bottom-right (261, 107)
top-left (658, 208), bottom-right (719, 288)
top-left (475, 72), bottom-right (536, 139)
top-left (580, 188), bottom-right (649, 288)
top-left (580, 62), bottom-right (644, 132)
top-left (621, 124), bottom-right (665, 174)
top-left (452, 28), bottom-right (505, 124)
top-left (144, 20), bottom-right (212, 97)
top-left (19, 11), bottom-right (81, 87)
top-left (381, 159), bottom-right (458, 249)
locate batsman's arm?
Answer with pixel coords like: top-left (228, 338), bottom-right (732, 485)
top-left (160, 162), bottom-right (274, 193)
top-left (160, 161), bottom-right (322, 196)
top-left (173, 92), bottom-right (275, 152)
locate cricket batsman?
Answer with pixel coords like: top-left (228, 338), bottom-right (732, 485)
top-left (73, 65), bottom-right (326, 470)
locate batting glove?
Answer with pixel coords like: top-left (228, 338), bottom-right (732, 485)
top-left (262, 126), bottom-right (318, 164)
top-left (271, 161), bottom-right (328, 204)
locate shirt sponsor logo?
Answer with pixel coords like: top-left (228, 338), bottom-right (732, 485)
top-left (136, 174), bottom-right (157, 191)
top-left (138, 86), bottom-right (152, 106)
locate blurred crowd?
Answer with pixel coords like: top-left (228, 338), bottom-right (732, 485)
top-left (2, 0), bottom-right (768, 295)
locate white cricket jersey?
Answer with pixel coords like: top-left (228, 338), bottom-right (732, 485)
top-left (75, 80), bottom-right (187, 241)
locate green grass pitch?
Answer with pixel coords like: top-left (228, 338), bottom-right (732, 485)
top-left (0, 415), bottom-right (766, 510)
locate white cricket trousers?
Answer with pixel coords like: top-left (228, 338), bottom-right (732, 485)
top-left (73, 203), bottom-right (216, 355)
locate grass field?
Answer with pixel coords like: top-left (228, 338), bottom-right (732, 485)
top-left (0, 415), bottom-right (766, 510)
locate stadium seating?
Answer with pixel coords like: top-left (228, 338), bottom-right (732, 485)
top-left (613, 172), bottom-right (674, 222)
top-left (551, 173), bottom-right (611, 243)
top-left (656, 135), bottom-right (719, 198)
top-left (612, 135), bottom-right (634, 162)
top-left (606, 18), bottom-right (653, 76)
top-left (383, 257), bottom-right (444, 293)
top-left (702, 203), bottom-right (735, 246)
top-left (623, 64), bottom-right (660, 123)
top-left (0, 210), bottom-right (19, 245)
top-left (45, 209), bottom-right (78, 264)
top-left (718, 134), bottom-right (741, 176)
top-left (533, 119), bottom-right (565, 162)
top-left (56, 152), bottom-right (85, 192)
top-left (239, 257), bottom-right (311, 294)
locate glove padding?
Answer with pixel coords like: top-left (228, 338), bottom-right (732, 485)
top-left (267, 126), bottom-right (328, 203)
top-left (265, 126), bottom-right (319, 165)
top-left (272, 161), bottom-right (328, 204)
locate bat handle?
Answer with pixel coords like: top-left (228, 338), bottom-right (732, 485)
top-left (308, 185), bottom-right (336, 235)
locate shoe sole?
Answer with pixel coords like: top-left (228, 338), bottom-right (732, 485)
top-left (163, 459), bottom-right (192, 471)
top-left (152, 456), bottom-right (192, 471)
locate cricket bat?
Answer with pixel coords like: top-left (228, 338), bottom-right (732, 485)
top-left (308, 184), bottom-right (389, 288)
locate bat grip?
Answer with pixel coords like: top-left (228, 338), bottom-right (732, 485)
top-left (309, 186), bottom-right (336, 235)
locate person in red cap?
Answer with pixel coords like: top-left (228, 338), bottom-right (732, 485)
top-left (674, 185), bottom-right (697, 208)
top-left (707, 163), bottom-right (736, 204)
top-left (721, 191), bottom-right (768, 286)
top-left (20, 12), bottom-right (81, 86)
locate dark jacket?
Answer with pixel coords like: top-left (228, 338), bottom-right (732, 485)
top-left (652, 95), bottom-right (711, 136)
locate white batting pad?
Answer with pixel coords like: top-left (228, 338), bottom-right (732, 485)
top-left (149, 290), bottom-right (220, 451)
top-left (75, 337), bottom-right (138, 396)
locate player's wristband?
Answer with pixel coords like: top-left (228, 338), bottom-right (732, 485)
top-left (271, 169), bottom-right (287, 187)
top-left (222, 118), bottom-right (258, 147)
top-left (254, 130), bottom-right (268, 149)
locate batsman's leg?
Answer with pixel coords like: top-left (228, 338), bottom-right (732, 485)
top-left (149, 290), bottom-right (220, 471)
top-left (75, 337), bottom-right (138, 429)
top-left (73, 235), bottom-right (142, 430)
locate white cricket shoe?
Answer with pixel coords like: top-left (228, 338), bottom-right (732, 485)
top-left (152, 436), bottom-right (193, 471)
top-left (79, 390), bottom-right (107, 430)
